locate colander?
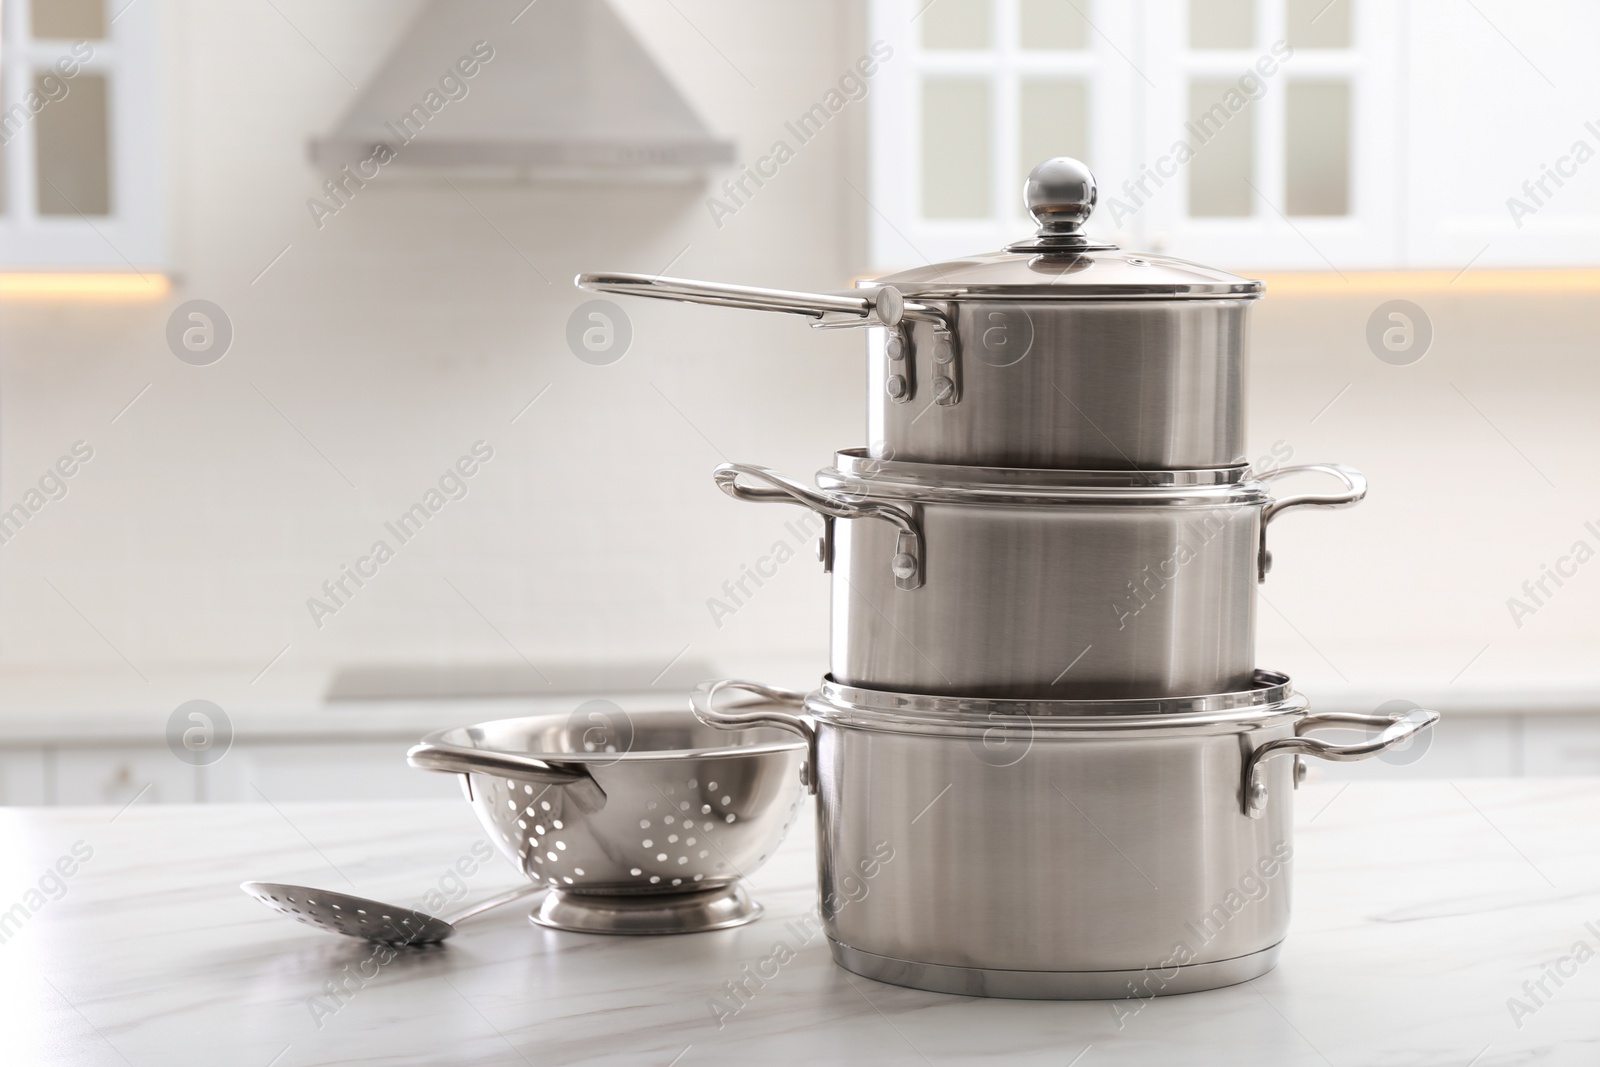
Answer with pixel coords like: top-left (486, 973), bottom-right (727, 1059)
top-left (407, 702), bottom-right (807, 935)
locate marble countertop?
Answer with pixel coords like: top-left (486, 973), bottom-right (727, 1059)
top-left (5, 780), bottom-right (1599, 1065)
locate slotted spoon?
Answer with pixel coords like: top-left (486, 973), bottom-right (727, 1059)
top-left (242, 880), bottom-right (543, 944)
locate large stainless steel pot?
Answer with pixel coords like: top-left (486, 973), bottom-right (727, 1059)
top-left (715, 452), bottom-right (1366, 699)
top-left (577, 157), bottom-right (1261, 470)
top-left (693, 675), bottom-right (1438, 1000)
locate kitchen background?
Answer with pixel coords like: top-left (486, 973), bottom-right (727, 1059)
top-left (0, 0), bottom-right (1597, 803)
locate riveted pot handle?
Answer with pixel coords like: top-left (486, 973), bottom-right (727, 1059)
top-left (577, 272), bottom-right (908, 328)
top-left (714, 463), bottom-right (923, 590)
top-left (1241, 707), bottom-right (1438, 818)
top-left (692, 679), bottom-right (818, 795)
top-left (1256, 464), bottom-right (1367, 581)
top-left (1260, 464), bottom-right (1368, 525)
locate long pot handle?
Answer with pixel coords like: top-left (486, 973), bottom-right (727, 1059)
top-left (1241, 706), bottom-right (1438, 818)
top-left (407, 739), bottom-right (607, 813)
top-left (576, 272), bottom-right (918, 329)
top-left (1256, 463), bottom-right (1368, 581)
top-left (691, 679), bottom-right (817, 795)
top-left (714, 463), bottom-right (924, 590)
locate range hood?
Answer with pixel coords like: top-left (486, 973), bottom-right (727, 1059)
top-left (310, 0), bottom-right (735, 175)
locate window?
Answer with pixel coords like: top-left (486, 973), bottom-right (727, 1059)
top-left (869, 0), bottom-right (1402, 269)
top-left (0, 0), bottom-right (164, 268)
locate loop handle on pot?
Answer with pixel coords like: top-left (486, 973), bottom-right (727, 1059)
top-left (691, 680), bottom-right (817, 795)
top-left (1256, 464), bottom-right (1368, 581)
top-left (1241, 706), bottom-right (1438, 818)
top-left (1260, 464), bottom-right (1368, 525)
top-left (714, 463), bottom-right (924, 589)
top-left (407, 739), bottom-right (607, 813)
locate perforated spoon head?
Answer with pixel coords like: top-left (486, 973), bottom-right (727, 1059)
top-left (242, 881), bottom-right (455, 944)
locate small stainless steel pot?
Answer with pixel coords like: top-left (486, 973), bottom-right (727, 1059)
top-left (693, 675), bottom-right (1437, 999)
top-left (715, 452), bottom-right (1365, 699)
top-left (578, 157), bottom-right (1261, 471)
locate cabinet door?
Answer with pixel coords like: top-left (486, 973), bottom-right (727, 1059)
top-left (0, 749), bottom-right (48, 805)
top-left (50, 747), bottom-right (200, 806)
top-left (204, 742), bottom-right (463, 803)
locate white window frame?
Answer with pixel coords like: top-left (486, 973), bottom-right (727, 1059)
top-left (869, 0), bottom-right (1138, 265)
top-left (0, 0), bottom-right (165, 269)
top-left (868, 0), bottom-right (1401, 271)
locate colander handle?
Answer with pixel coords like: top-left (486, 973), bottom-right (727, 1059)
top-left (406, 741), bottom-right (592, 784)
top-left (691, 679), bottom-right (817, 795)
top-left (1241, 707), bottom-right (1438, 818)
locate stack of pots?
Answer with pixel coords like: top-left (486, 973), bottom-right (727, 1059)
top-left (579, 158), bottom-right (1435, 1000)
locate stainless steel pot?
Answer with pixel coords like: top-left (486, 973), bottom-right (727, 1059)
top-left (715, 452), bottom-right (1366, 699)
top-left (577, 157), bottom-right (1261, 470)
top-left (693, 675), bottom-right (1437, 1000)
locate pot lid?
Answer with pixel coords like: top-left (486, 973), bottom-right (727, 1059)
top-left (866, 158), bottom-right (1263, 301)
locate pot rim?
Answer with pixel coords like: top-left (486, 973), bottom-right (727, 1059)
top-left (819, 449), bottom-right (1270, 507)
top-left (809, 670), bottom-right (1308, 733)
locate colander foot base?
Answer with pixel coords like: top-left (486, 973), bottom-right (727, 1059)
top-left (829, 938), bottom-right (1282, 1000)
top-left (530, 883), bottom-right (763, 935)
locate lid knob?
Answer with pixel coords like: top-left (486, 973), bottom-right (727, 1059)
top-left (1024, 157), bottom-right (1097, 239)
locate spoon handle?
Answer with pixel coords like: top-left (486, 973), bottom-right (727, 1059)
top-left (442, 883), bottom-right (546, 926)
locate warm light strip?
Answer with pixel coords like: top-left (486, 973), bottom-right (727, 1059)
top-left (1253, 268), bottom-right (1600, 295)
top-left (0, 273), bottom-right (171, 299)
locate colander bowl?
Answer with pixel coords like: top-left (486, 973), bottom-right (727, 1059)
top-left (407, 701), bottom-right (807, 934)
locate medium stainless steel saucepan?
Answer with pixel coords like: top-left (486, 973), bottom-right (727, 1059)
top-left (714, 451), bottom-right (1366, 700)
top-left (578, 157), bottom-right (1262, 471)
top-left (694, 675), bottom-right (1438, 1000)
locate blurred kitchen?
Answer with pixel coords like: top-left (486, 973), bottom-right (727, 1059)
top-left (1, 0), bottom-right (1597, 805)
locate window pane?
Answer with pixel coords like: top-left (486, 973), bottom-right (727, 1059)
top-left (1287, 0), bottom-right (1351, 48)
top-left (1286, 80), bottom-right (1349, 215)
top-left (36, 72), bottom-right (111, 216)
top-left (1019, 79), bottom-right (1087, 194)
top-left (31, 0), bottom-right (107, 39)
top-left (1189, 0), bottom-right (1254, 49)
top-left (1020, 0), bottom-right (1087, 50)
top-left (922, 78), bottom-right (991, 218)
top-left (1187, 78), bottom-right (1254, 216)
top-left (922, 0), bottom-right (990, 50)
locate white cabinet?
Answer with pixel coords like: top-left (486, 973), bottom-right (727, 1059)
top-left (205, 742), bottom-right (461, 803)
top-left (50, 747), bottom-right (201, 806)
top-left (0, 750), bottom-right (47, 805)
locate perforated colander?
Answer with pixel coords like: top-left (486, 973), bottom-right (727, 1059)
top-left (408, 704), bottom-right (807, 934)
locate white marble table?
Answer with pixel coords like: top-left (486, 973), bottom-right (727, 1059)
top-left (4, 780), bottom-right (1598, 1065)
